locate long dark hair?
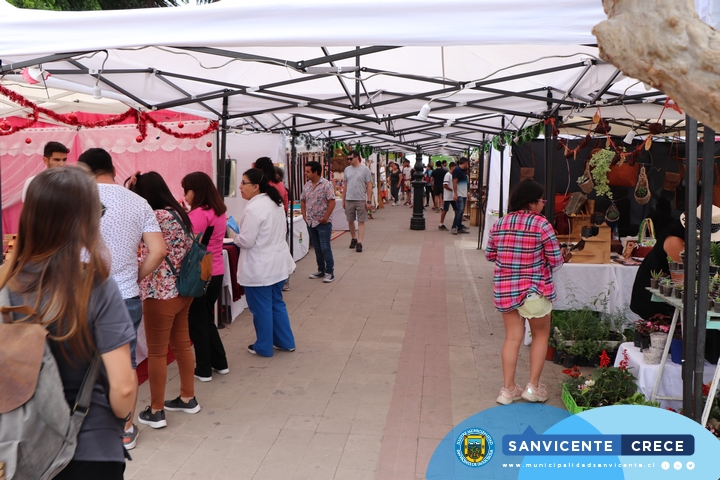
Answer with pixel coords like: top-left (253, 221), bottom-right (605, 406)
top-left (131, 171), bottom-right (193, 231)
top-left (181, 171), bottom-right (227, 216)
top-left (508, 179), bottom-right (545, 213)
top-left (243, 168), bottom-right (283, 206)
top-left (0, 166), bottom-right (109, 361)
top-left (254, 157), bottom-right (280, 183)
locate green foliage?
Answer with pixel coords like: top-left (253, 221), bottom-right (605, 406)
top-left (650, 270), bottom-right (663, 280)
top-left (564, 365), bottom-right (637, 408)
top-left (614, 392), bottom-right (660, 407)
top-left (711, 243), bottom-right (720, 267)
top-left (588, 148), bottom-right (615, 200)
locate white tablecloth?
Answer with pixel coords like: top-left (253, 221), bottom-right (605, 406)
top-left (289, 215), bottom-right (309, 261)
top-left (221, 247), bottom-right (247, 323)
top-left (329, 201), bottom-right (358, 231)
top-left (613, 342), bottom-right (715, 410)
top-left (553, 263), bottom-right (641, 322)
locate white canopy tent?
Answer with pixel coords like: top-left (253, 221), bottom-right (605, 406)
top-left (0, 0), bottom-right (718, 226)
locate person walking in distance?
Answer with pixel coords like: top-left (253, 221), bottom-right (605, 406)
top-left (439, 162), bottom-right (456, 230)
top-left (389, 162), bottom-right (401, 206)
top-left (402, 159), bottom-right (413, 206)
top-left (451, 157), bottom-right (470, 235)
top-left (301, 161), bottom-right (336, 283)
top-left (78, 148), bottom-right (166, 451)
top-left (342, 150), bottom-right (373, 253)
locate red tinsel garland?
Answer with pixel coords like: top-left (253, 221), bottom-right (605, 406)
top-left (0, 84), bottom-right (218, 140)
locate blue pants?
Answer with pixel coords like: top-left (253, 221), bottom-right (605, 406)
top-left (307, 222), bottom-right (334, 275)
top-left (244, 280), bottom-right (295, 356)
top-left (452, 196), bottom-right (467, 230)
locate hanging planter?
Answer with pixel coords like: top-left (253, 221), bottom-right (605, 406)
top-left (578, 162), bottom-right (594, 194)
top-left (589, 147), bottom-right (615, 200)
top-left (634, 166), bottom-right (651, 205)
top-left (605, 203), bottom-right (620, 223)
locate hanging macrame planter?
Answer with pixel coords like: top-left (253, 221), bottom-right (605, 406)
top-left (578, 162), bottom-right (594, 194)
top-left (605, 203), bottom-right (620, 223)
top-left (634, 166), bottom-right (651, 205)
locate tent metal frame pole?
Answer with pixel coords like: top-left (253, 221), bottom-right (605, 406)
top-left (683, 115), bottom-right (699, 418)
top-left (218, 94), bottom-right (229, 197)
top-left (543, 91), bottom-right (556, 224)
top-left (696, 126), bottom-right (715, 422)
top-left (477, 138), bottom-right (486, 250)
top-left (498, 118), bottom-right (505, 218)
top-left (289, 117), bottom-right (297, 258)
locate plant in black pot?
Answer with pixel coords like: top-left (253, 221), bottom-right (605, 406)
top-left (649, 270), bottom-right (663, 290)
top-left (633, 319), bottom-right (653, 350)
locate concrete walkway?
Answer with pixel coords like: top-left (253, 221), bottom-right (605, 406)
top-left (126, 203), bottom-right (567, 480)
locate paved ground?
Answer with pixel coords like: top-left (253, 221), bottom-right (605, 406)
top-left (125, 202), bottom-right (568, 480)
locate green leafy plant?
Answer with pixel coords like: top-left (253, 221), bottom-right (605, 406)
top-left (650, 270), bottom-right (663, 280)
top-left (562, 350), bottom-right (637, 408)
top-left (711, 243), bottom-right (720, 267)
top-left (614, 392), bottom-right (660, 407)
top-left (588, 148), bottom-right (616, 200)
top-left (636, 186), bottom-right (648, 198)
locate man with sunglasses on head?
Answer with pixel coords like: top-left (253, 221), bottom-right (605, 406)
top-left (342, 150), bottom-right (373, 253)
top-left (451, 157), bottom-right (470, 235)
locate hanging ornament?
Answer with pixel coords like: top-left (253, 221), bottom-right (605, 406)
top-left (66, 112), bottom-right (78, 123)
top-left (136, 135), bottom-right (143, 143)
top-left (592, 112), bottom-right (601, 124)
top-left (206, 141), bottom-right (212, 147)
top-left (25, 137), bottom-right (32, 144)
top-left (0, 120), bottom-right (10, 131)
top-left (177, 122), bottom-right (184, 129)
top-left (645, 136), bottom-right (653, 150)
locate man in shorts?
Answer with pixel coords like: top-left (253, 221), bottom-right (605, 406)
top-left (431, 160), bottom-right (446, 211)
top-left (79, 148), bottom-right (167, 450)
top-left (439, 162), bottom-right (456, 230)
top-left (342, 150), bottom-right (373, 253)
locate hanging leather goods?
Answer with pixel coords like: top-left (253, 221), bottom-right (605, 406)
top-left (578, 161), bottom-right (594, 193)
top-left (663, 136), bottom-right (684, 191)
top-left (519, 147), bottom-right (535, 181)
top-left (634, 166), bottom-right (651, 205)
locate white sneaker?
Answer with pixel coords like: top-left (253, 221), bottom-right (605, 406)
top-left (323, 273), bottom-right (335, 283)
top-left (194, 374), bottom-right (212, 382)
top-left (451, 227), bottom-right (458, 235)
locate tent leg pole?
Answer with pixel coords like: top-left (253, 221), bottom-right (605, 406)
top-left (289, 117), bottom-right (297, 259)
top-left (543, 91), bottom-right (556, 223)
top-left (499, 118), bottom-right (505, 218)
top-left (683, 115), bottom-right (698, 418)
top-left (477, 139), bottom-right (486, 250)
top-left (217, 94), bottom-right (229, 196)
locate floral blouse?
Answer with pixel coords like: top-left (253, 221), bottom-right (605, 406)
top-left (138, 209), bottom-right (192, 300)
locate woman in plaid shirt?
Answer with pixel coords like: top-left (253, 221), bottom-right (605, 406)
top-left (486, 180), bottom-right (569, 405)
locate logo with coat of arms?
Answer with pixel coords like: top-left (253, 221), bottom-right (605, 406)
top-left (455, 427), bottom-right (495, 467)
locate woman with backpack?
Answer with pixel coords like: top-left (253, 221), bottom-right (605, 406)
top-left (1, 166), bottom-right (137, 479)
top-left (234, 168), bottom-right (296, 357)
top-left (129, 172), bottom-right (200, 429)
top-left (181, 172), bottom-right (229, 382)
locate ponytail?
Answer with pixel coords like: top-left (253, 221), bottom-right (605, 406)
top-left (243, 168), bottom-right (283, 207)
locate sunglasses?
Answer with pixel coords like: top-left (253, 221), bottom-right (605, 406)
top-left (539, 199), bottom-right (547, 205)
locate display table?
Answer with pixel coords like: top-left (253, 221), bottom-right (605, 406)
top-left (553, 263), bottom-right (640, 322)
top-left (614, 342), bottom-right (715, 410)
top-left (329, 200), bottom-right (358, 231)
top-left (290, 215), bottom-right (309, 261)
top-left (220, 246), bottom-right (247, 323)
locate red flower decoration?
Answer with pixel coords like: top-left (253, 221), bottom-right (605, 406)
top-left (619, 349), bottom-right (629, 370)
top-left (703, 383), bottom-right (710, 397)
top-left (599, 350), bottom-right (611, 368)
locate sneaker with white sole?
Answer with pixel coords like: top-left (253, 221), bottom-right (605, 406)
top-left (439, 224), bottom-right (448, 230)
top-left (323, 273), bottom-right (335, 283)
top-left (451, 227), bottom-right (458, 235)
top-left (247, 344), bottom-right (258, 355)
top-left (194, 373), bottom-right (212, 382)
top-left (273, 345), bottom-right (296, 352)
top-left (496, 384), bottom-right (524, 405)
top-left (164, 396), bottom-right (201, 414)
top-left (213, 367), bottom-right (230, 375)
top-left (521, 382), bottom-right (548, 403)
top-left (138, 406), bottom-right (166, 429)
top-left (309, 271), bottom-right (325, 279)
top-left (123, 423), bottom-right (139, 450)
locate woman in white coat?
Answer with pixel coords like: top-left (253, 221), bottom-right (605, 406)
top-left (234, 168), bottom-right (296, 357)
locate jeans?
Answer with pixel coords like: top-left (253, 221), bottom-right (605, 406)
top-left (390, 184), bottom-right (399, 203)
top-left (143, 296), bottom-right (195, 411)
top-left (307, 222), bottom-right (334, 275)
top-left (124, 296), bottom-right (143, 368)
top-left (189, 275), bottom-right (228, 377)
top-left (244, 280), bottom-right (295, 357)
top-left (452, 196), bottom-right (467, 229)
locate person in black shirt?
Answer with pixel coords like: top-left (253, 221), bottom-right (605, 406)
top-left (431, 160), bottom-right (446, 211)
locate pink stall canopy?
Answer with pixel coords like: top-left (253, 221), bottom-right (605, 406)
top-left (0, 111), bottom-right (214, 235)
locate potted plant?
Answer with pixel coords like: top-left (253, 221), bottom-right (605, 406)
top-left (577, 170), bottom-right (594, 194)
top-left (673, 283), bottom-right (684, 299)
top-left (588, 147), bottom-right (615, 200)
top-left (714, 297), bottom-right (720, 314)
top-left (635, 186), bottom-right (648, 198)
top-left (650, 270), bottom-right (663, 289)
top-left (562, 349), bottom-right (638, 413)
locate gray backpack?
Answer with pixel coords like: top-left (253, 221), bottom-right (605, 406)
top-left (0, 286), bottom-right (100, 480)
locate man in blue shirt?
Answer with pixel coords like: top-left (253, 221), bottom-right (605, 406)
top-left (451, 157), bottom-right (470, 235)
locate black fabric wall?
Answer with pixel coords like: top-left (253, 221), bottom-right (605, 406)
top-left (511, 139), bottom-right (720, 237)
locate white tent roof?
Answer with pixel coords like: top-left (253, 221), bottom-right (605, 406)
top-left (1, 0), bottom-right (711, 154)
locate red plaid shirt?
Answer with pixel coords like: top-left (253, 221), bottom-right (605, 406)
top-left (485, 211), bottom-right (563, 312)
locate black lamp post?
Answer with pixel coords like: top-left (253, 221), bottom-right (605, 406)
top-left (410, 145), bottom-right (426, 230)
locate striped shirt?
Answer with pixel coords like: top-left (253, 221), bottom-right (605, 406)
top-left (485, 211), bottom-right (563, 312)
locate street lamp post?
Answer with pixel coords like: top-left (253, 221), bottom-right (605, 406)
top-left (410, 145), bottom-right (426, 230)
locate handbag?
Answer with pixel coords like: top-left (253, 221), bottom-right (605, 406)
top-left (663, 137), bottom-right (684, 191)
top-left (607, 160), bottom-right (639, 187)
top-left (632, 218), bottom-right (656, 258)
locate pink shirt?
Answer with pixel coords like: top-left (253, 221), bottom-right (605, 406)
top-left (188, 207), bottom-right (227, 276)
top-left (271, 181), bottom-right (289, 212)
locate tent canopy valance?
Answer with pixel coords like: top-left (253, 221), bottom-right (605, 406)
top-left (0, 0), bottom-right (717, 154)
